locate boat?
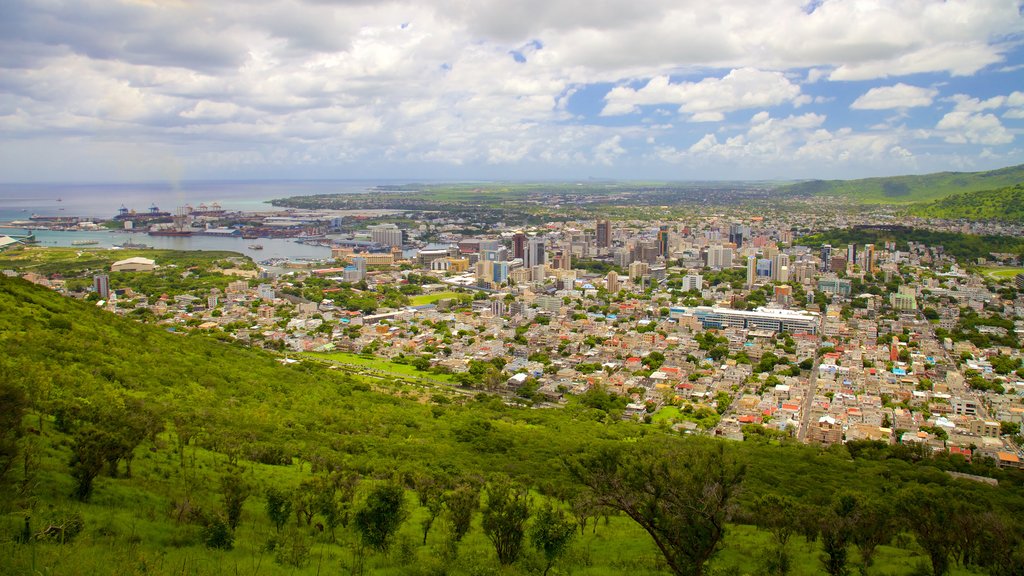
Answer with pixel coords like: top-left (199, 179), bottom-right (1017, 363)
top-left (71, 240), bottom-right (99, 246)
top-left (248, 244), bottom-right (264, 250)
top-left (115, 241), bottom-right (151, 249)
top-left (148, 229), bottom-right (193, 236)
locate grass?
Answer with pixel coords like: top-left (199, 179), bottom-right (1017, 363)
top-left (651, 405), bottom-right (680, 423)
top-left (978, 266), bottom-right (1024, 280)
top-left (409, 291), bottom-right (463, 306)
top-left (307, 350), bottom-right (456, 384)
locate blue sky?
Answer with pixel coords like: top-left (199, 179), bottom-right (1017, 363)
top-left (0, 0), bottom-right (1022, 182)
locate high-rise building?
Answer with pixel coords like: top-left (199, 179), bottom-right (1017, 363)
top-left (746, 255), bottom-right (757, 288)
top-left (728, 223), bottom-right (748, 248)
top-left (681, 273), bottom-right (703, 292)
top-left (512, 233), bottom-right (526, 260)
top-left (613, 248), bottom-right (631, 268)
top-left (628, 261), bottom-right (649, 280)
top-left (525, 237), bottom-right (546, 269)
top-left (353, 256), bottom-right (367, 278)
top-left (369, 223), bottom-right (404, 247)
top-left (657, 225), bottom-right (670, 257)
top-left (606, 271), bottom-right (619, 293)
top-left (708, 245), bottom-right (733, 270)
top-left (864, 244), bottom-right (876, 273)
top-left (846, 243), bottom-right (856, 268)
top-left (596, 220), bottom-right (611, 248)
top-left (772, 253), bottom-right (790, 282)
top-left (820, 244), bottom-right (832, 272)
top-left (93, 274), bottom-right (109, 299)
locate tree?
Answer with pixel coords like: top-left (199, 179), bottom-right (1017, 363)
top-left (0, 370), bottom-right (27, 490)
top-left (414, 472), bottom-right (447, 545)
top-left (265, 486), bottom-right (292, 533)
top-left (354, 481), bottom-right (408, 553)
top-left (530, 502), bottom-right (576, 576)
top-left (220, 472), bottom-right (250, 531)
top-left (481, 477), bottom-right (532, 565)
top-left (751, 494), bottom-right (799, 576)
top-left (819, 493), bottom-right (860, 576)
top-left (898, 485), bottom-right (955, 576)
top-left (444, 481), bottom-right (480, 546)
top-left (570, 437), bottom-right (745, 576)
top-left (852, 496), bottom-right (894, 569)
top-left (69, 426), bottom-right (117, 502)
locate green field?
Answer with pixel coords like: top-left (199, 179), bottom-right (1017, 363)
top-left (978, 266), bottom-right (1024, 280)
top-left (409, 291), bottom-right (464, 306)
top-left (308, 350), bottom-right (456, 384)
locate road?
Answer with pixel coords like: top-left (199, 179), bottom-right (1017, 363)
top-left (797, 318), bottom-right (825, 442)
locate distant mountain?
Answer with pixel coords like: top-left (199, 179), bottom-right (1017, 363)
top-left (778, 163), bottom-right (1024, 203)
top-left (909, 183), bottom-right (1024, 223)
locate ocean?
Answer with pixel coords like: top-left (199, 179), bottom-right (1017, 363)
top-left (0, 179), bottom-right (405, 222)
top-left (0, 179), bottom-right (415, 262)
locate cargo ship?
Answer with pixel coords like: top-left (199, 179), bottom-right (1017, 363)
top-left (148, 207), bottom-right (192, 236)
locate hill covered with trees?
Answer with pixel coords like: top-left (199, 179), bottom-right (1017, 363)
top-left (778, 163), bottom-right (1024, 204)
top-left (1, 276), bottom-right (1023, 575)
top-left (909, 183), bottom-right (1024, 223)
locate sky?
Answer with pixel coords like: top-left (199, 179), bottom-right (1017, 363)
top-left (1, 0), bottom-right (1023, 183)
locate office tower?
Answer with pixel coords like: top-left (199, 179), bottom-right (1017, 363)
top-left (596, 220), bottom-right (611, 248)
top-left (846, 243), bottom-right (856, 268)
top-left (657, 225), bottom-right (670, 256)
top-left (613, 248), bottom-right (631, 268)
top-left (708, 245), bottom-right (733, 270)
top-left (728, 223), bottom-right (747, 248)
top-left (353, 256), bottom-right (367, 280)
top-left (772, 253), bottom-right (789, 282)
top-left (681, 273), bottom-right (703, 292)
top-left (820, 244), bottom-right (832, 272)
top-left (94, 274), bottom-right (109, 299)
top-left (746, 255), bottom-right (756, 288)
top-left (525, 237), bottom-right (546, 269)
top-left (864, 244), bottom-right (876, 273)
top-left (606, 271), bottom-right (619, 293)
top-left (512, 232), bottom-right (526, 260)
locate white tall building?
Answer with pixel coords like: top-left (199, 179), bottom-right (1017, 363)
top-left (369, 223), bottom-right (403, 247)
top-left (681, 273), bottom-right (703, 292)
top-left (525, 237), bottom-right (546, 269)
top-left (708, 245), bottom-right (733, 270)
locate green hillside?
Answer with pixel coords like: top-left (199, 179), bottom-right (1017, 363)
top-left (1, 276), bottom-right (1023, 575)
top-left (779, 163), bottom-right (1024, 204)
top-left (909, 183), bottom-right (1024, 222)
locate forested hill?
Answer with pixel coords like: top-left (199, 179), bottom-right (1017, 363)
top-left (777, 163), bottom-right (1024, 204)
top-left (909, 183), bottom-right (1024, 223)
top-left (3, 275), bottom-right (1024, 575)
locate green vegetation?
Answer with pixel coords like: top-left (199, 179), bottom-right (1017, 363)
top-left (797, 227), bottom-right (1024, 264)
top-left (978, 266), bottom-right (1024, 280)
top-left (778, 163), bottom-right (1024, 204)
top-left (409, 291), bottom-right (465, 306)
top-left (2, 276), bottom-right (1024, 575)
top-left (0, 246), bottom-right (254, 295)
top-left (909, 183), bottom-right (1024, 223)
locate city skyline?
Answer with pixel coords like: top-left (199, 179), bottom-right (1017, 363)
top-left (1, 0), bottom-right (1023, 183)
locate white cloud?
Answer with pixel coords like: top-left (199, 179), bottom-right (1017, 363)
top-left (601, 69), bottom-right (803, 119)
top-left (0, 0), bottom-right (1022, 180)
top-left (851, 84), bottom-right (938, 110)
top-left (936, 112), bottom-right (1013, 145)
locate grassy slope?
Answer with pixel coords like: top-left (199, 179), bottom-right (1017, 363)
top-left (0, 277), bottom-right (1017, 575)
top-left (909, 183), bottom-right (1024, 222)
top-left (778, 163), bottom-right (1024, 204)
